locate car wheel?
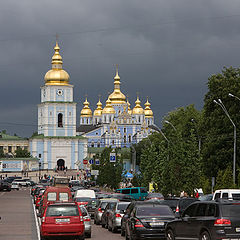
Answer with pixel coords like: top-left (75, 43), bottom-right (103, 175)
top-left (112, 225), bottom-right (117, 233)
top-left (200, 231), bottom-right (211, 240)
top-left (94, 218), bottom-right (96, 224)
top-left (166, 229), bottom-right (175, 240)
top-left (121, 228), bottom-right (125, 236)
top-left (86, 232), bottom-right (91, 238)
top-left (108, 223), bottom-right (112, 231)
top-left (101, 223), bottom-right (105, 228)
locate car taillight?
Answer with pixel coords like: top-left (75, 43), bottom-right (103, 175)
top-left (84, 217), bottom-right (91, 222)
top-left (175, 206), bottom-right (179, 213)
top-left (98, 208), bottom-right (102, 213)
top-left (134, 219), bottom-right (144, 228)
top-left (42, 217), bottom-right (45, 223)
top-left (115, 213), bottom-right (121, 218)
top-left (214, 219), bottom-right (231, 226)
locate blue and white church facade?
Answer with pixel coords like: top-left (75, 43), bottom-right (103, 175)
top-left (29, 42), bottom-right (88, 170)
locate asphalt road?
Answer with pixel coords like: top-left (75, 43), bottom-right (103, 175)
top-left (0, 188), bottom-right (124, 240)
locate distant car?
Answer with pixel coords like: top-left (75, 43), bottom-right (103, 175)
top-left (79, 205), bottom-right (92, 238)
top-left (40, 202), bottom-right (85, 240)
top-left (101, 201), bottom-right (117, 228)
top-left (94, 198), bottom-right (118, 225)
top-left (157, 197), bottom-right (199, 215)
top-left (107, 201), bottom-right (131, 233)
top-left (0, 180), bottom-right (11, 191)
top-left (213, 189), bottom-right (240, 200)
top-left (145, 192), bottom-right (164, 200)
top-left (11, 182), bottom-right (20, 190)
top-left (165, 199), bottom-right (240, 240)
top-left (125, 203), bottom-right (175, 240)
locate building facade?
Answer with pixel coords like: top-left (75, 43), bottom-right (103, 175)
top-left (29, 42), bottom-right (88, 170)
top-left (77, 66), bottom-right (155, 150)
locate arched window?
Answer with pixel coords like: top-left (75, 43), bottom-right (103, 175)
top-left (97, 142), bottom-right (100, 148)
top-left (91, 141), bottom-right (94, 147)
top-left (129, 135), bottom-right (131, 143)
top-left (138, 116), bottom-right (141, 122)
top-left (58, 113), bottom-right (63, 127)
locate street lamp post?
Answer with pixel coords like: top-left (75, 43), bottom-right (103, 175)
top-left (152, 123), bottom-right (169, 143)
top-left (213, 98), bottom-right (236, 185)
top-left (164, 120), bottom-right (177, 131)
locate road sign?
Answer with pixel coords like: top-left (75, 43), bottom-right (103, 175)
top-left (110, 153), bottom-right (116, 162)
top-left (95, 159), bottom-right (100, 165)
top-left (91, 170), bottom-right (99, 176)
top-left (83, 159), bottom-right (88, 164)
top-left (89, 159), bottom-right (94, 164)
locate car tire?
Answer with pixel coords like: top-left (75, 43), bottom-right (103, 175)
top-left (112, 225), bottom-right (117, 233)
top-left (108, 223), bottom-right (111, 231)
top-left (86, 232), bottom-right (91, 238)
top-left (200, 231), bottom-right (211, 240)
top-left (94, 218), bottom-right (96, 224)
top-left (101, 223), bottom-right (105, 228)
top-left (121, 228), bottom-right (125, 236)
top-left (166, 229), bottom-right (175, 240)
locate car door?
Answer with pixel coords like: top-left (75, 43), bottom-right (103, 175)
top-left (174, 203), bottom-right (198, 238)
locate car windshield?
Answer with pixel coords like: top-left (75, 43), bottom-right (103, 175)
top-left (136, 206), bottom-right (174, 217)
top-left (46, 205), bottom-right (79, 217)
top-left (232, 194), bottom-right (240, 200)
top-left (221, 204), bottom-right (240, 217)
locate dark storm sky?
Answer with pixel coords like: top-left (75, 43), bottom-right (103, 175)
top-left (1, 0), bottom-right (240, 137)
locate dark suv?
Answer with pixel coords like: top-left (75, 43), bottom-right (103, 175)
top-left (166, 199), bottom-right (240, 240)
top-left (0, 180), bottom-right (11, 191)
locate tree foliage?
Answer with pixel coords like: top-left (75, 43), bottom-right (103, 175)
top-left (15, 148), bottom-right (31, 158)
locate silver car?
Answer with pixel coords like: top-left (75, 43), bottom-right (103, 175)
top-left (94, 198), bottom-right (118, 225)
top-left (80, 205), bottom-right (92, 238)
top-left (107, 201), bottom-right (131, 232)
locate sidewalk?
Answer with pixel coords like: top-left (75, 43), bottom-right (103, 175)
top-left (0, 189), bottom-right (37, 240)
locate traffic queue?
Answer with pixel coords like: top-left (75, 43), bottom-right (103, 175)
top-left (31, 177), bottom-right (240, 240)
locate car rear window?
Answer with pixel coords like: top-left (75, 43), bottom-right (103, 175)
top-left (179, 199), bottom-right (197, 209)
top-left (117, 203), bottom-right (130, 211)
top-left (75, 197), bottom-right (91, 202)
top-left (46, 205), bottom-right (79, 217)
top-left (221, 204), bottom-right (240, 217)
top-left (48, 192), bottom-right (57, 201)
top-left (59, 192), bottom-right (69, 201)
top-left (136, 206), bottom-right (174, 217)
top-left (101, 202), bottom-right (109, 209)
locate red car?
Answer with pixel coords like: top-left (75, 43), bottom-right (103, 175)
top-left (40, 202), bottom-right (85, 240)
top-left (36, 191), bottom-right (45, 209)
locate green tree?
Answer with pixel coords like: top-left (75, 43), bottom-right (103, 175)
top-left (15, 148), bottom-right (31, 158)
top-left (215, 166), bottom-right (235, 190)
top-left (95, 147), bottom-right (123, 189)
top-left (0, 148), bottom-right (4, 158)
top-left (201, 66), bottom-right (240, 179)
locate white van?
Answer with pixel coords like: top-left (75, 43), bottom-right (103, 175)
top-left (213, 189), bottom-right (240, 200)
top-left (74, 189), bottom-right (96, 199)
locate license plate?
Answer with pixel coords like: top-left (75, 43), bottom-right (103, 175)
top-left (150, 222), bottom-right (164, 226)
top-left (56, 218), bottom-right (70, 223)
top-left (236, 227), bottom-right (240, 232)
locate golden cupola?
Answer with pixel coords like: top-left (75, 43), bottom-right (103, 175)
top-left (144, 98), bottom-right (153, 118)
top-left (132, 96), bottom-right (144, 115)
top-left (108, 65), bottom-right (126, 104)
top-left (44, 41), bottom-right (70, 86)
top-left (94, 98), bottom-right (103, 116)
top-left (127, 99), bottom-right (132, 115)
top-left (80, 97), bottom-right (92, 117)
top-left (102, 97), bottom-right (116, 114)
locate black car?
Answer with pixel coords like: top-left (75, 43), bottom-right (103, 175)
top-left (158, 197), bottom-right (198, 215)
top-left (166, 199), bottom-right (240, 240)
top-left (125, 203), bottom-right (175, 240)
top-left (0, 180), bottom-right (11, 191)
top-left (121, 201), bottom-right (172, 237)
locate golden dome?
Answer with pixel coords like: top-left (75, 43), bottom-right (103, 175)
top-left (108, 65), bottom-right (126, 104)
top-left (44, 42), bottom-right (70, 86)
top-left (80, 97), bottom-right (92, 117)
top-left (127, 99), bottom-right (132, 115)
top-left (132, 96), bottom-right (144, 115)
top-left (102, 97), bottom-right (116, 114)
top-left (94, 99), bottom-right (103, 116)
top-left (144, 98), bottom-right (153, 118)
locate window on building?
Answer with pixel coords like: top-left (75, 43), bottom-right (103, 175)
top-left (8, 146), bottom-right (12, 153)
top-left (97, 142), bottom-right (100, 148)
top-left (16, 146), bottom-right (21, 150)
top-left (91, 142), bottom-right (94, 147)
top-left (112, 140), bottom-right (114, 145)
top-left (129, 135), bottom-right (131, 143)
top-left (50, 111), bottom-right (52, 116)
top-left (69, 112), bottom-right (71, 116)
top-left (87, 119), bottom-right (89, 124)
top-left (124, 136), bottom-right (126, 143)
top-left (0, 146), bottom-right (3, 150)
top-left (124, 128), bottom-right (126, 133)
top-left (104, 116), bottom-right (106, 122)
top-left (39, 154), bottom-right (42, 158)
top-left (138, 116), bottom-right (141, 122)
top-left (58, 113), bottom-right (63, 127)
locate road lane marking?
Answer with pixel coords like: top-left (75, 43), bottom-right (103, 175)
top-left (0, 192), bottom-right (5, 197)
top-left (32, 198), bottom-right (40, 240)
